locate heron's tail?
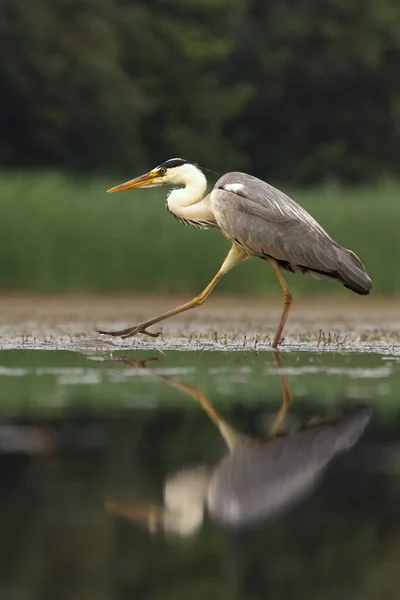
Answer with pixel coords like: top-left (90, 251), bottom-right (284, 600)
top-left (336, 247), bottom-right (373, 295)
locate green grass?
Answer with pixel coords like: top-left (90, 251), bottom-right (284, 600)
top-left (0, 171), bottom-right (398, 295)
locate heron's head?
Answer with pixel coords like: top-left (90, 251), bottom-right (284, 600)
top-left (107, 158), bottom-right (209, 193)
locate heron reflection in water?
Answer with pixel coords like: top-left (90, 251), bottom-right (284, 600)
top-left (106, 354), bottom-right (371, 536)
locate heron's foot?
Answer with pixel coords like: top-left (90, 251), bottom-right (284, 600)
top-left (272, 333), bottom-right (285, 349)
top-left (121, 326), bottom-right (162, 339)
top-left (97, 325), bottom-right (162, 339)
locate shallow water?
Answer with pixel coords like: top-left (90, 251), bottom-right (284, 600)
top-left (0, 349), bottom-right (399, 599)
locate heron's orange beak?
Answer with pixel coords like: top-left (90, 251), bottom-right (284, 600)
top-left (107, 171), bottom-right (157, 193)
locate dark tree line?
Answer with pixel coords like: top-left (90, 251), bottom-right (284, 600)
top-left (1, 0), bottom-right (400, 183)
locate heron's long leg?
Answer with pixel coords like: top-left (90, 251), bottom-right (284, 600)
top-left (269, 259), bottom-right (293, 349)
top-left (268, 350), bottom-right (293, 437)
top-left (98, 244), bottom-right (248, 339)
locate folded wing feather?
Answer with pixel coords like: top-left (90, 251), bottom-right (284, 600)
top-left (212, 173), bottom-right (372, 294)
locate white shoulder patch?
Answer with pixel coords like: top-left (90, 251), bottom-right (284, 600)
top-left (222, 183), bottom-right (245, 193)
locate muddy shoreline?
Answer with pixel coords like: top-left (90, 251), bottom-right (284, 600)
top-left (0, 293), bottom-right (399, 353)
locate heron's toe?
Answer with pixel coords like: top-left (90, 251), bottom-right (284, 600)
top-left (140, 328), bottom-right (162, 339)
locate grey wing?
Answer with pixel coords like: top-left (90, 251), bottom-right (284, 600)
top-left (211, 172), bottom-right (372, 294)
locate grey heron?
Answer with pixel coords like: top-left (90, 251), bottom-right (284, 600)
top-left (98, 158), bottom-right (373, 347)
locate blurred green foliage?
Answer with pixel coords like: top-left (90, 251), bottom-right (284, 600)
top-left (0, 171), bottom-right (398, 294)
top-left (1, 0), bottom-right (400, 183)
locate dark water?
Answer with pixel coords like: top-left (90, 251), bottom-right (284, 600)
top-left (0, 349), bottom-right (399, 600)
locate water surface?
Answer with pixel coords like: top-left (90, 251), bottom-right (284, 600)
top-left (0, 349), bottom-right (399, 599)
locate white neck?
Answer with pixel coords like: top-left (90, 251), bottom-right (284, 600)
top-left (166, 164), bottom-right (207, 215)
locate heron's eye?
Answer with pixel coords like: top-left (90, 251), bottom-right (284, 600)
top-left (159, 168), bottom-right (167, 175)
